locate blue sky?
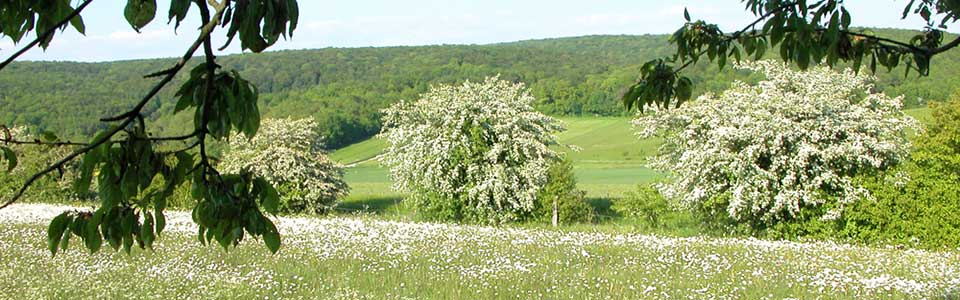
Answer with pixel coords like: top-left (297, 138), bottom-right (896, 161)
top-left (0, 0), bottom-right (935, 62)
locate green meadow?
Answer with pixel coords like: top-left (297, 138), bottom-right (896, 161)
top-left (332, 107), bottom-right (933, 208)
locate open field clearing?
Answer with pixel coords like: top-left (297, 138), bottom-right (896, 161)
top-left (333, 109), bottom-right (931, 201)
top-left (0, 203), bottom-right (957, 299)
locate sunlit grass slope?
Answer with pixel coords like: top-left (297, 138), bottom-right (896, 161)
top-left (332, 108), bottom-right (933, 200)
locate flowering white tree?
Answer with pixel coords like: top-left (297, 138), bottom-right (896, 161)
top-left (380, 76), bottom-right (564, 223)
top-left (634, 61), bottom-right (918, 222)
top-left (221, 117), bottom-right (348, 214)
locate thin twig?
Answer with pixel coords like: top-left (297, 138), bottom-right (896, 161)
top-left (0, 138), bottom-right (87, 146)
top-left (139, 131), bottom-right (199, 142)
top-left (0, 131), bottom-right (199, 146)
top-left (0, 0), bottom-right (94, 71)
top-left (196, 0), bottom-right (219, 173)
top-left (933, 35), bottom-right (960, 54)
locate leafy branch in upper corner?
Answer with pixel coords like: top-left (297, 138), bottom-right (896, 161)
top-left (0, 0), bottom-right (299, 256)
top-left (623, 0), bottom-right (960, 112)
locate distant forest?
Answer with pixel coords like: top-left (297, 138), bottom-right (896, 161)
top-left (2, 29), bottom-right (958, 148)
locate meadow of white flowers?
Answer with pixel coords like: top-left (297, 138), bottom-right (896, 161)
top-left (634, 61), bottom-right (919, 222)
top-left (221, 117), bottom-right (349, 213)
top-left (380, 76), bottom-right (564, 222)
top-left (0, 203), bottom-right (957, 299)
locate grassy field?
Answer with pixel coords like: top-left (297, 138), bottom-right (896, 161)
top-left (0, 108), bottom-right (948, 299)
top-left (332, 117), bottom-right (661, 202)
top-left (1, 203), bottom-right (957, 299)
top-left (332, 108), bottom-right (933, 204)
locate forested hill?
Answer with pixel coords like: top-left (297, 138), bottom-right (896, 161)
top-left (2, 29), bottom-right (959, 148)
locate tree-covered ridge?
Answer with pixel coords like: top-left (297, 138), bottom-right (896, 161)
top-left (3, 30), bottom-right (959, 148)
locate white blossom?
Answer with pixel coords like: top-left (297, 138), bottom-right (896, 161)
top-left (221, 117), bottom-right (349, 213)
top-left (379, 76), bottom-right (563, 223)
top-left (634, 61), bottom-right (919, 221)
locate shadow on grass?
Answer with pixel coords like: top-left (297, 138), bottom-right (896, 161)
top-left (337, 196), bottom-right (404, 215)
top-left (939, 290), bottom-right (960, 300)
top-left (586, 197), bottom-right (622, 222)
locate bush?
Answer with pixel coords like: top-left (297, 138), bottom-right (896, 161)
top-left (748, 98), bottom-right (960, 248)
top-left (221, 117), bottom-right (349, 214)
top-left (0, 126), bottom-right (81, 203)
top-left (634, 61), bottom-right (917, 225)
top-left (380, 76), bottom-right (564, 224)
top-left (613, 184), bottom-right (671, 228)
top-left (529, 158), bottom-right (594, 224)
top-left (832, 98), bottom-right (960, 248)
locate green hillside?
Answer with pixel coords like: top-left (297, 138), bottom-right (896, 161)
top-left (2, 30), bottom-right (958, 149)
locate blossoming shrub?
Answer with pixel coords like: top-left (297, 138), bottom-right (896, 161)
top-left (380, 76), bottom-right (563, 224)
top-left (634, 61), bottom-right (918, 226)
top-left (221, 117), bottom-right (349, 214)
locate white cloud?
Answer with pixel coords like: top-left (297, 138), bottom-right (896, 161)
top-left (657, 5), bottom-right (686, 17)
top-left (107, 29), bottom-right (176, 41)
top-left (305, 20), bottom-right (344, 31)
top-left (574, 13), bottom-right (646, 27)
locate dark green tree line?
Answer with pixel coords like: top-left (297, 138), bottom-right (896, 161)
top-left (3, 31), bottom-right (960, 149)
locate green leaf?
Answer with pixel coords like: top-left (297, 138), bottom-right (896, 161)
top-left (104, 220), bottom-right (121, 251)
top-left (41, 131), bottom-right (59, 142)
top-left (69, 217), bottom-right (86, 236)
top-left (797, 44), bottom-right (810, 70)
top-left (121, 170), bottom-right (139, 200)
top-left (675, 77), bottom-right (693, 103)
top-left (124, 0), bottom-right (157, 32)
top-left (841, 7), bottom-right (851, 29)
top-left (120, 211), bottom-right (135, 238)
top-left (244, 103), bottom-right (261, 138)
top-left (827, 13), bottom-right (840, 43)
top-left (902, 0), bottom-right (915, 19)
top-left (1, 146), bottom-right (15, 172)
top-left (141, 212), bottom-right (155, 249)
top-left (683, 8), bottom-right (691, 22)
top-left (122, 233), bottom-right (133, 254)
top-left (167, 0), bottom-right (191, 29)
top-left (47, 213), bottom-right (72, 256)
top-left (85, 211), bottom-right (103, 252)
top-left (74, 149), bottom-right (100, 193)
top-left (262, 219), bottom-right (281, 254)
top-left (70, 14), bottom-right (85, 35)
top-left (754, 38), bottom-right (767, 60)
top-left (287, 0), bottom-right (300, 33)
top-left (257, 178), bottom-right (281, 214)
top-left (59, 231), bottom-right (71, 251)
top-left (198, 226), bottom-right (207, 245)
top-left (174, 152), bottom-right (194, 182)
top-left (621, 84), bottom-right (640, 111)
top-left (155, 207), bottom-right (166, 236)
top-left (769, 16), bottom-right (785, 45)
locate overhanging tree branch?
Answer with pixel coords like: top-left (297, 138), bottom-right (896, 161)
top-left (626, 0), bottom-right (960, 111)
top-left (0, 3), bottom-right (229, 210)
top-left (934, 35), bottom-right (960, 54)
